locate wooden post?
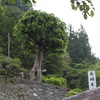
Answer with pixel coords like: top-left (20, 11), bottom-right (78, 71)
top-left (8, 33), bottom-right (10, 60)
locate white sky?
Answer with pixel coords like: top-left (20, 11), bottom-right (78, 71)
top-left (33, 0), bottom-right (100, 58)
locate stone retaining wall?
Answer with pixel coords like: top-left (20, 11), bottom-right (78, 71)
top-left (0, 79), bottom-right (67, 100)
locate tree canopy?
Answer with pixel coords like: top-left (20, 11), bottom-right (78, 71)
top-left (14, 10), bottom-right (68, 54)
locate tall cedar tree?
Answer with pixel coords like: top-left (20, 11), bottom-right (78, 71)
top-left (67, 25), bottom-right (98, 64)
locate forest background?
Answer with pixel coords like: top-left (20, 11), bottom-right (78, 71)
top-left (0, 0), bottom-right (100, 92)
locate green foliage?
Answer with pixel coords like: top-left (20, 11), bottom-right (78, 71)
top-left (43, 52), bottom-right (71, 76)
top-left (9, 78), bottom-right (15, 84)
top-left (0, 3), bottom-right (32, 69)
top-left (70, 0), bottom-right (95, 19)
top-left (14, 10), bottom-right (68, 60)
top-left (66, 24), bottom-right (99, 90)
top-left (72, 88), bottom-right (82, 93)
top-left (65, 88), bottom-right (82, 98)
top-left (0, 5), bottom-right (25, 56)
top-left (91, 10), bottom-right (94, 17)
top-left (2, 6), bottom-right (24, 33)
top-left (0, 36), bottom-right (3, 54)
top-left (63, 65), bottom-right (88, 90)
top-left (65, 91), bottom-right (79, 98)
top-left (42, 75), bottom-right (67, 87)
top-left (72, 60), bottom-right (91, 69)
top-left (0, 54), bottom-right (26, 83)
top-left (11, 34), bottom-right (35, 69)
top-left (67, 25), bottom-right (98, 64)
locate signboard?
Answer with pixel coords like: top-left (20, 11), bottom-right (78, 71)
top-left (88, 71), bottom-right (96, 90)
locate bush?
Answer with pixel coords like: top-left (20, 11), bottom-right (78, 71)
top-left (42, 75), bottom-right (67, 87)
top-left (72, 88), bottom-right (82, 93)
top-left (65, 88), bottom-right (82, 98)
top-left (65, 91), bottom-right (79, 97)
top-left (0, 54), bottom-right (26, 83)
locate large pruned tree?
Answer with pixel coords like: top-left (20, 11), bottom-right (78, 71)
top-left (13, 10), bottom-right (68, 82)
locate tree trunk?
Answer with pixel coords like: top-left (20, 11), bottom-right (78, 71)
top-left (30, 45), bottom-right (43, 82)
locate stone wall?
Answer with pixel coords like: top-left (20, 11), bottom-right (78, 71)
top-left (0, 79), bottom-right (67, 100)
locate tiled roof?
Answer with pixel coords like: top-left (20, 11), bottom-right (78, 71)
top-left (62, 87), bottom-right (100, 100)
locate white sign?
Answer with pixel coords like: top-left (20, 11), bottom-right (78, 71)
top-left (88, 71), bottom-right (96, 90)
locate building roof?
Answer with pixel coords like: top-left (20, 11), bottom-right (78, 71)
top-left (62, 87), bottom-right (100, 100)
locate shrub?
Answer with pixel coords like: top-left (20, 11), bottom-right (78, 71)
top-left (72, 88), bottom-right (82, 93)
top-left (0, 54), bottom-right (26, 83)
top-left (65, 88), bottom-right (82, 98)
top-left (42, 75), bottom-right (67, 87)
top-left (65, 91), bottom-right (79, 97)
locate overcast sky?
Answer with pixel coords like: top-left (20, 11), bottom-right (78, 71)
top-left (32, 0), bottom-right (100, 58)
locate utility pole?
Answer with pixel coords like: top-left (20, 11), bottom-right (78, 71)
top-left (8, 33), bottom-right (10, 60)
